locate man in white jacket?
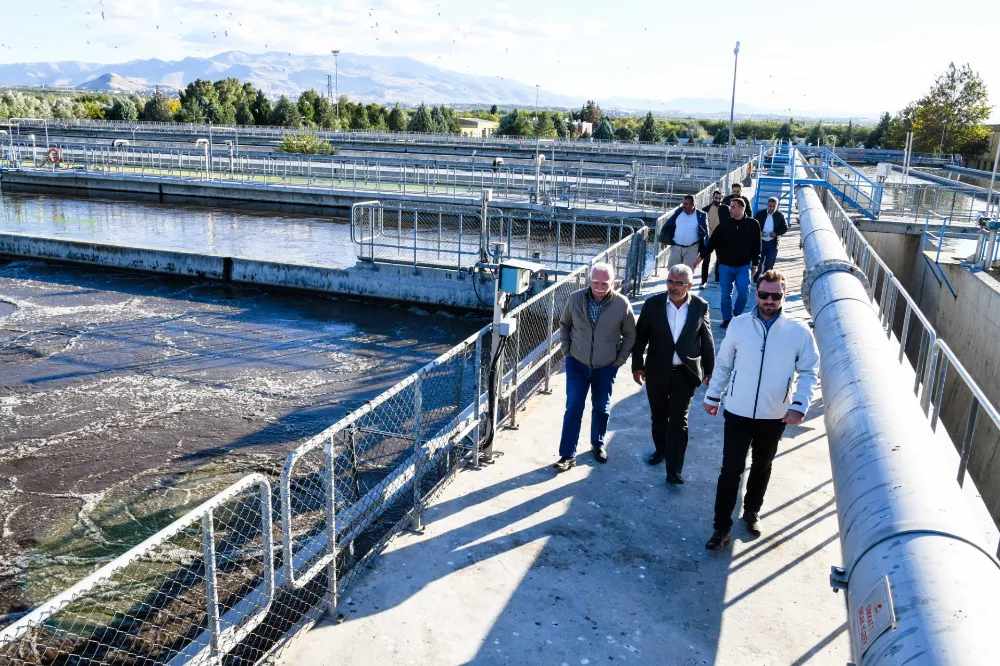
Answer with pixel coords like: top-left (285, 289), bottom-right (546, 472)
top-left (702, 270), bottom-right (820, 550)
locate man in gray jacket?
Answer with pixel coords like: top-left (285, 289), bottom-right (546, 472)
top-left (702, 270), bottom-right (820, 549)
top-left (555, 262), bottom-right (637, 471)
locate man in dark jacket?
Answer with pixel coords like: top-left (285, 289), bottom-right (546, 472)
top-left (705, 198), bottom-right (761, 328)
top-left (632, 264), bottom-right (715, 484)
top-left (658, 195), bottom-right (708, 271)
top-left (700, 190), bottom-right (724, 287)
top-left (752, 197), bottom-right (789, 278)
top-left (721, 182), bottom-right (754, 218)
top-left (555, 262), bottom-right (637, 471)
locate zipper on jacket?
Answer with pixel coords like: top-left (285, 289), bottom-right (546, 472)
top-left (589, 294), bottom-right (610, 368)
top-left (751, 313), bottom-right (781, 418)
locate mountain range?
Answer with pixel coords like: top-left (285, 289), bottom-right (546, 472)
top-left (0, 51), bottom-right (872, 121)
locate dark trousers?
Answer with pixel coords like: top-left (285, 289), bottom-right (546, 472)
top-left (558, 355), bottom-right (620, 458)
top-left (700, 250), bottom-right (720, 284)
top-left (713, 411), bottom-right (787, 530)
top-left (759, 239), bottom-right (779, 274)
top-left (645, 367), bottom-right (698, 476)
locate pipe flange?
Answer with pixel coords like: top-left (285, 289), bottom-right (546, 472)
top-left (801, 258), bottom-right (870, 314)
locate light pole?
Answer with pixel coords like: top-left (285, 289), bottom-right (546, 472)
top-left (332, 49), bottom-right (341, 129)
top-left (939, 118), bottom-right (948, 155)
top-left (724, 41), bottom-right (740, 191)
top-left (535, 84), bottom-right (539, 120)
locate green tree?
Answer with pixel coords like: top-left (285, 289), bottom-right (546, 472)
top-left (842, 119), bottom-right (856, 147)
top-left (910, 63), bottom-right (992, 158)
top-left (866, 112), bottom-right (891, 148)
top-left (349, 103), bottom-right (371, 130)
top-left (594, 118), bottom-right (615, 141)
top-left (407, 103), bottom-right (434, 133)
top-left (269, 95), bottom-right (302, 128)
top-left (496, 108), bottom-right (533, 137)
top-left (777, 120), bottom-right (794, 142)
top-left (712, 124), bottom-right (730, 145)
top-left (298, 90), bottom-right (320, 126)
top-left (552, 112), bottom-right (567, 139)
top-left (107, 97), bottom-right (138, 121)
top-left (141, 90), bottom-right (173, 122)
top-left (251, 90), bottom-right (272, 125)
top-left (489, 104), bottom-right (499, 115)
top-left (665, 130), bottom-right (679, 143)
top-left (807, 122), bottom-right (826, 146)
top-left (637, 112), bottom-right (660, 142)
top-left (581, 100), bottom-right (603, 125)
top-left (614, 124), bottom-right (635, 141)
top-left (534, 112), bottom-right (556, 138)
top-left (387, 104), bottom-right (408, 131)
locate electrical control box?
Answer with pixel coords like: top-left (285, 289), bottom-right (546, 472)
top-left (875, 162), bottom-right (893, 181)
top-left (497, 317), bottom-right (518, 337)
top-left (499, 259), bottom-right (543, 295)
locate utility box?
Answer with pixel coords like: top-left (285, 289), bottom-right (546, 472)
top-left (875, 162), bottom-right (893, 181)
top-left (499, 259), bottom-right (543, 295)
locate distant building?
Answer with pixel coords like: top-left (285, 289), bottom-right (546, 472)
top-left (974, 123), bottom-right (1000, 171)
top-left (570, 121), bottom-right (593, 136)
top-left (458, 118), bottom-right (499, 138)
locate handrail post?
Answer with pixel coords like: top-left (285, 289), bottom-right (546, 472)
top-left (411, 376), bottom-right (425, 531)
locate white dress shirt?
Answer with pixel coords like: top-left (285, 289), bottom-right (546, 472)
top-left (666, 296), bottom-right (690, 366)
top-left (762, 213), bottom-right (775, 238)
top-left (673, 211), bottom-right (700, 246)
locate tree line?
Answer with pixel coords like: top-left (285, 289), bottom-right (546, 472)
top-left (0, 63), bottom-right (991, 160)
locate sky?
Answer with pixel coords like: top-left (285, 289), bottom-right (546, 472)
top-left (0, 0), bottom-right (997, 119)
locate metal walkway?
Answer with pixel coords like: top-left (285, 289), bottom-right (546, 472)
top-left (279, 202), bottom-right (851, 666)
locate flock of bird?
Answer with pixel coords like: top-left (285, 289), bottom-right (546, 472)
top-left (0, 1), bottom-right (806, 113)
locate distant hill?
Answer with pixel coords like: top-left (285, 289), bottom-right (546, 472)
top-left (76, 72), bottom-right (154, 94)
top-left (0, 50), bottom-right (873, 121)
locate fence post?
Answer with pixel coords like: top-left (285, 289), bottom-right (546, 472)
top-left (324, 437), bottom-right (338, 613)
top-left (543, 290), bottom-right (556, 393)
top-left (202, 510), bottom-right (221, 659)
top-left (411, 376), bottom-right (425, 530)
top-left (471, 333), bottom-right (483, 468)
top-left (413, 209), bottom-right (419, 274)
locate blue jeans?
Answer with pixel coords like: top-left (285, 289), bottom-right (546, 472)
top-left (558, 355), bottom-right (620, 458)
top-left (718, 263), bottom-right (751, 322)
top-left (759, 240), bottom-right (778, 273)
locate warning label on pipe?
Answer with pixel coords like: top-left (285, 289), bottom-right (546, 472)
top-left (854, 575), bottom-right (896, 660)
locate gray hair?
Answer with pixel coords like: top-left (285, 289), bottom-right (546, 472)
top-left (767, 196), bottom-right (779, 204)
top-left (590, 261), bottom-right (615, 281)
top-left (668, 264), bottom-right (694, 284)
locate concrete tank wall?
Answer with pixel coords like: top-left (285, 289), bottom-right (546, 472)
top-left (0, 232), bottom-right (495, 311)
top-left (859, 227), bottom-right (1000, 519)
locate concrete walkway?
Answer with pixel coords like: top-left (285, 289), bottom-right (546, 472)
top-left (279, 226), bottom-right (850, 665)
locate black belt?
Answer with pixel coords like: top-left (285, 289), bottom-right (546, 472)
top-left (673, 241), bottom-right (698, 248)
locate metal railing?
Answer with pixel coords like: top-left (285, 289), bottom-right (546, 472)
top-left (350, 199), bottom-right (643, 273)
top-left (822, 188), bottom-right (1000, 544)
top-left (879, 181), bottom-right (998, 224)
top-left (2, 141), bottom-right (718, 211)
top-left (0, 228), bottom-right (656, 666)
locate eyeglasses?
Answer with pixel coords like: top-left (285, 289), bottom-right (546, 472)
top-left (757, 290), bottom-right (784, 301)
top-left (666, 279), bottom-right (690, 287)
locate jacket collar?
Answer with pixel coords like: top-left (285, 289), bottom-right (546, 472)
top-left (751, 305), bottom-right (783, 324)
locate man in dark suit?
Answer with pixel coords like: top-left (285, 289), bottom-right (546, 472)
top-left (752, 197), bottom-right (789, 279)
top-left (631, 264), bottom-right (716, 484)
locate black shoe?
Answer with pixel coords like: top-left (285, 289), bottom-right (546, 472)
top-left (743, 512), bottom-right (761, 536)
top-left (720, 319), bottom-right (731, 329)
top-left (705, 529), bottom-right (731, 551)
top-left (666, 472), bottom-right (685, 485)
top-left (592, 445), bottom-right (608, 463)
top-left (647, 452), bottom-right (665, 465)
top-left (554, 456), bottom-right (576, 471)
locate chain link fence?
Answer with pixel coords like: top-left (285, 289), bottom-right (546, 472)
top-left (0, 224), bottom-right (656, 666)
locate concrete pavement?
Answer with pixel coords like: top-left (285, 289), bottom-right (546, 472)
top-left (278, 223), bottom-right (851, 665)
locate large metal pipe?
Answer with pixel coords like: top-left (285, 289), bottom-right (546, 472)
top-left (796, 178), bottom-right (1000, 665)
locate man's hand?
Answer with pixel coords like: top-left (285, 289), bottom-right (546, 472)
top-left (633, 370), bottom-right (645, 385)
top-left (704, 403), bottom-right (719, 416)
top-left (782, 409), bottom-right (805, 425)
top-left (693, 256), bottom-right (702, 269)
top-left (703, 373), bottom-right (712, 386)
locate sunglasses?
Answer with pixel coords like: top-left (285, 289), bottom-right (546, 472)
top-left (757, 290), bottom-right (784, 301)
